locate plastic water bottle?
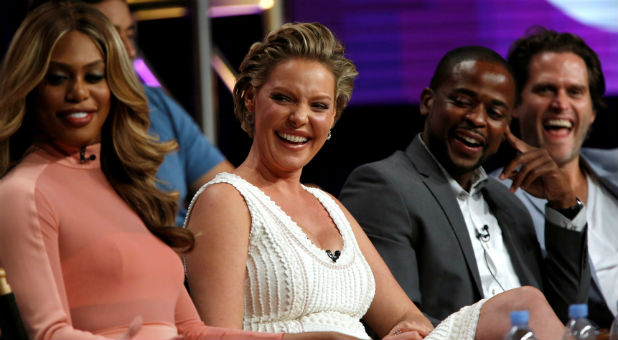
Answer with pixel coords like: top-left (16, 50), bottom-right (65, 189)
top-left (609, 301), bottom-right (618, 340)
top-left (563, 304), bottom-right (598, 340)
top-left (504, 310), bottom-right (537, 340)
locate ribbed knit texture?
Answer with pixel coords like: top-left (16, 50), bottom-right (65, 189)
top-left (188, 173), bottom-right (375, 338)
top-left (426, 298), bottom-right (486, 340)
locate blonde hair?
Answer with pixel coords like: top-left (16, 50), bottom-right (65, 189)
top-left (0, 1), bottom-right (193, 251)
top-left (233, 22), bottom-right (358, 137)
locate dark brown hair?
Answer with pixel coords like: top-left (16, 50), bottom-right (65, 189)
top-left (508, 26), bottom-right (606, 111)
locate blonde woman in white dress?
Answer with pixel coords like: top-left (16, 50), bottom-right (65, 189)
top-left (184, 22), bottom-right (565, 340)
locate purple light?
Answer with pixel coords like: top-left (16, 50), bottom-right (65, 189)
top-left (290, 0), bottom-right (618, 105)
top-left (133, 58), bottom-right (161, 87)
top-left (209, 4), bottom-right (268, 18)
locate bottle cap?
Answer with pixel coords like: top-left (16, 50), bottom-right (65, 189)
top-left (510, 310), bottom-right (530, 325)
top-left (568, 304), bottom-right (588, 319)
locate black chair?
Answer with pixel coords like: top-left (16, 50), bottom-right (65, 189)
top-left (0, 267), bottom-right (28, 340)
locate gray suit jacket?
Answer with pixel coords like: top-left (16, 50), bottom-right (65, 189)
top-left (493, 147), bottom-right (617, 327)
top-left (340, 135), bottom-right (590, 325)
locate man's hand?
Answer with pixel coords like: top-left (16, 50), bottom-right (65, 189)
top-left (499, 126), bottom-right (577, 209)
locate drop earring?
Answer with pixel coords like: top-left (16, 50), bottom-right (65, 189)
top-left (246, 112), bottom-right (255, 125)
top-left (327, 130), bottom-right (332, 141)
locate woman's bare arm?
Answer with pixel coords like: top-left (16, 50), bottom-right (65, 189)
top-left (184, 183), bottom-right (251, 328)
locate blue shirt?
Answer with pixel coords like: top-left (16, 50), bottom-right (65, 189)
top-left (146, 86), bottom-right (225, 226)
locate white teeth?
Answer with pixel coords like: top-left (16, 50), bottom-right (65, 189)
top-left (461, 135), bottom-right (481, 145)
top-left (278, 132), bottom-right (308, 143)
top-left (67, 112), bottom-right (88, 118)
top-left (545, 119), bottom-right (572, 128)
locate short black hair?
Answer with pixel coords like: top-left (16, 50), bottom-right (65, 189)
top-left (508, 26), bottom-right (606, 111)
top-left (429, 45), bottom-right (517, 104)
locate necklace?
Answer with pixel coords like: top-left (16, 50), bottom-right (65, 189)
top-left (326, 250), bottom-right (341, 262)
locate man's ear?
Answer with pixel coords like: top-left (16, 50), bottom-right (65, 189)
top-left (591, 108), bottom-right (597, 125)
top-left (512, 104), bottom-right (523, 119)
top-left (419, 88), bottom-right (434, 116)
top-left (244, 87), bottom-right (256, 112)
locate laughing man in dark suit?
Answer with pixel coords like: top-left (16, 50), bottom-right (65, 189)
top-left (340, 46), bottom-right (590, 325)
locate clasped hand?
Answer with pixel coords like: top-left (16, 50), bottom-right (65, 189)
top-left (383, 319), bottom-right (433, 340)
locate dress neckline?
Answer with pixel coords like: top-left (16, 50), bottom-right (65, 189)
top-left (34, 142), bottom-right (101, 169)
top-left (221, 172), bottom-right (351, 266)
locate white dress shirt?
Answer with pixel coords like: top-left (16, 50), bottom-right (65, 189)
top-left (447, 169), bottom-right (522, 298)
top-left (419, 138), bottom-right (520, 298)
top-left (587, 175), bottom-right (618, 316)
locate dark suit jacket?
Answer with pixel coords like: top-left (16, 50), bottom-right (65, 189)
top-left (340, 135), bottom-right (590, 325)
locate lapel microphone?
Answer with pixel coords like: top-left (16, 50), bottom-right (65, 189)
top-left (476, 225), bottom-right (490, 242)
top-left (79, 146), bottom-right (96, 162)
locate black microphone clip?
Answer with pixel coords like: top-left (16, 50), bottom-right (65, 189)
top-left (475, 225), bottom-right (490, 242)
top-left (79, 146), bottom-right (96, 163)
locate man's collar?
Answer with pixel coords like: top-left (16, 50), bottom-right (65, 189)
top-left (419, 134), bottom-right (488, 195)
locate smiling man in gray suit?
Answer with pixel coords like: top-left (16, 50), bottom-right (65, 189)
top-left (495, 27), bottom-right (618, 328)
top-left (340, 46), bottom-right (590, 325)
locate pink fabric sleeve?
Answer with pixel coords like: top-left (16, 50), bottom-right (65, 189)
top-left (175, 288), bottom-right (284, 340)
top-left (0, 177), bottom-right (108, 339)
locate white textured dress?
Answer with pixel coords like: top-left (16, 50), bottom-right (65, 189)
top-left (186, 172), bottom-right (485, 340)
top-left (186, 172), bottom-right (376, 338)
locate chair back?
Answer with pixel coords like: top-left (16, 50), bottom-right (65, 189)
top-left (0, 267), bottom-right (29, 340)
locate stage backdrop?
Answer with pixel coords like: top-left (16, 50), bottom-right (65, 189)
top-left (288, 0), bottom-right (618, 105)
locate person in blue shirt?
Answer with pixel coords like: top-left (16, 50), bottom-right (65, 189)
top-left (79, 0), bottom-right (234, 226)
top-left (145, 85), bottom-right (234, 225)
